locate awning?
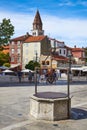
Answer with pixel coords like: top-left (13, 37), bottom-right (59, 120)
top-left (71, 66), bottom-right (87, 72)
top-left (71, 67), bottom-right (83, 71)
top-left (82, 66), bottom-right (87, 72)
top-left (21, 69), bottom-right (34, 73)
top-left (3, 69), bottom-right (14, 73)
top-left (83, 69), bottom-right (87, 72)
top-left (10, 64), bottom-right (20, 68)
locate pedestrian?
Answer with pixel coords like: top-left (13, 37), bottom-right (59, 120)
top-left (17, 70), bottom-right (22, 83)
top-left (28, 71), bottom-right (32, 83)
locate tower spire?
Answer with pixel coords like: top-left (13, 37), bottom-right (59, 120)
top-left (32, 10), bottom-right (44, 36)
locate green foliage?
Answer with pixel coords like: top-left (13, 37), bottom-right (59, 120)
top-left (0, 52), bottom-right (10, 66)
top-left (3, 63), bottom-right (10, 67)
top-left (25, 60), bottom-right (40, 70)
top-left (0, 18), bottom-right (14, 45)
top-left (0, 46), bottom-right (3, 51)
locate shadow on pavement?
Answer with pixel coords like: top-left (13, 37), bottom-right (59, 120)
top-left (71, 108), bottom-right (87, 120)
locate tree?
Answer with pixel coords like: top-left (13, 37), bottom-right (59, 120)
top-left (0, 18), bottom-right (14, 45)
top-left (25, 60), bottom-right (40, 70)
top-left (3, 63), bottom-right (10, 67)
top-left (0, 52), bottom-right (10, 66)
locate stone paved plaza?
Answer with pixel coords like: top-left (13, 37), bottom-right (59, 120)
top-left (0, 76), bottom-right (87, 130)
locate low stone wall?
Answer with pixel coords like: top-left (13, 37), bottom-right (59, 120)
top-left (0, 75), bottom-right (28, 82)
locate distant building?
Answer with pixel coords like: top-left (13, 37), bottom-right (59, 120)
top-left (9, 34), bottom-right (30, 69)
top-left (23, 35), bottom-right (51, 69)
top-left (49, 38), bottom-right (72, 69)
top-left (72, 46), bottom-right (86, 65)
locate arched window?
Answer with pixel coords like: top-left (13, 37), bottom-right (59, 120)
top-left (46, 61), bottom-right (49, 65)
top-left (42, 61), bottom-right (45, 65)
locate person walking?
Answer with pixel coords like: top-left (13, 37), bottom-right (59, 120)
top-left (28, 71), bottom-right (32, 83)
top-left (17, 70), bottom-right (22, 83)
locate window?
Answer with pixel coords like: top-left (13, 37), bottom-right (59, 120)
top-left (11, 41), bottom-right (14, 45)
top-left (17, 41), bottom-right (20, 46)
top-left (33, 32), bottom-right (36, 36)
top-left (42, 61), bottom-right (45, 65)
top-left (17, 48), bottom-right (21, 54)
top-left (64, 50), bottom-right (66, 54)
top-left (46, 61), bottom-right (49, 65)
top-left (42, 61), bottom-right (49, 65)
top-left (17, 56), bottom-right (21, 62)
top-left (59, 49), bottom-right (61, 54)
top-left (11, 48), bottom-right (15, 54)
top-left (11, 57), bottom-right (14, 62)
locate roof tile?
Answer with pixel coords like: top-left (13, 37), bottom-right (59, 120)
top-left (11, 34), bottom-right (31, 41)
top-left (25, 35), bottom-right (46, 43)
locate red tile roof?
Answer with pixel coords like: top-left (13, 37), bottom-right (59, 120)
top-left (52, 55), bottom-right (68, 61)
top-left (72, 48), bottom-right (84, 51)
top-left (25, 35), bottom-right (46, 43)
top-left (10, 34), bottom-right (31, 41)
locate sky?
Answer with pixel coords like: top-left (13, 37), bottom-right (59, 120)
top-left (0, 0), bottom-right (87, 48)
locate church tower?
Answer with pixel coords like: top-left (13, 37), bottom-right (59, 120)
top-left (31, 10), bottom-right (44, 36)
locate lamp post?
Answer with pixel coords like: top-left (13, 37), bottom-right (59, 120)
top-left (67, 54), bottom-right (72, 118)
top-left (35, 52), bottom-right (38, 95)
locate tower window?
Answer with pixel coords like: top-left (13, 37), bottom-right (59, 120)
top-left (33, 32), bottom-right (36, 36)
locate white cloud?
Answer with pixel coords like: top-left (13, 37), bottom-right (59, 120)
top-left (58, 1), bottom-right (75, 7)
top-left (0, 11), bottom-right (33, 36)
top-left (43, 15), bottom-right (87, 47)
top-left (43, 15), bottom-right (87, 38)
top-left (0, 11), bottom-right (87, 47)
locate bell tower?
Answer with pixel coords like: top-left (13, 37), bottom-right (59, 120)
top-left (32, 10), bottom-right (44, 36)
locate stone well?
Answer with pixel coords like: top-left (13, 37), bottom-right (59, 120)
top-left (30, 92), bottom-right (71, 121)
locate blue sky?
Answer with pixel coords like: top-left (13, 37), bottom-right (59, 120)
top-left (0, 0), bottom-right (87, 47)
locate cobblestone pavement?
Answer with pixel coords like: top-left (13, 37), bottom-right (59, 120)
top-left (0, 77), bottom-right (87, 130)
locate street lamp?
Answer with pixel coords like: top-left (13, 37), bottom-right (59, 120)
top-left (67, 54), bottom-right (72, 118)
top-left (35, 52), bottom-right (38, 95)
